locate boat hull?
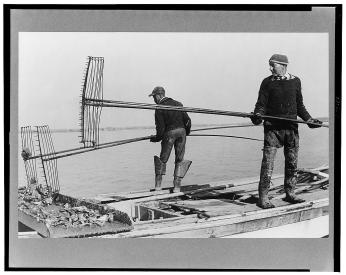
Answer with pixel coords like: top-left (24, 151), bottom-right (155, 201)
top-left (18, 167), bottom-right (329, 238)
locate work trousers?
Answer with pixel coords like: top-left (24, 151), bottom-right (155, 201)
top-left (160, 128), bottom-right (186, 164)
top-left (259, 129), bottom-right (299, 196)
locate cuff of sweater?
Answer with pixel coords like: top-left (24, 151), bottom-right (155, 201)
top-left (304, 116), bottom-right (313, 122)
top-left (153, 136), bottom-right (163, 142)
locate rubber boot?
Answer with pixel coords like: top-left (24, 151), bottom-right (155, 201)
top-left (283, 173), bottom-right (305, 204)
top-left (283, 147), bottom-right (305, 204)
top-left (155, 175), bottom-right (163, 191)
top-left (154, 156), bottom-right (166, 191)
top-left (172, 160), bottom-right (192, 193)
top-left (173, 177), bottom-right (182, 193)
top-left (283, 193), bottom-right (305, 204)
top-left (257, 147), bottom-right (277, 209)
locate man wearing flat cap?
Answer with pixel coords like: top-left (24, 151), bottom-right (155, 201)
top-left (251, 54), bottom-right (322, 209)
top-left (149, 86), bottom-right (192, 192)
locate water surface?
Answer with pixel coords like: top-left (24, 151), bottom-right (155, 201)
top-left (18, 126), bottom-right (329, 198)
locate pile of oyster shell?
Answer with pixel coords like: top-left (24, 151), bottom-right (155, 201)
top-left (18, 180), bottom-right (114, 228)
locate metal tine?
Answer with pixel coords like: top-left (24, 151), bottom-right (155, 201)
top-left (34, 125), bottom-right (59, 194)
top-left (43, 126), bottom-right (56, 193)
top-left (41, 126), bottom-right (53, 189)
top-left (96, 58), bottom-right (104, 146)
top-left (20, 127), bottom-right (31, 186)
top-left (34, 126), bottom-right (48, 188)
top-left (80, 56), bottom-right (92, 148)
top-left (35, 126), bottom-right (48, 188)
top-left (44, 125), bottom-right (59, 193)
top-left (80, 56), bottom-right (104, 148)
top-left (94, 59), bottom-right (104, 146)
top-left (88, 58), bottom-right (97, 146)
top-left (45, 125), bottom-right (60, 193)
top-left (28, 127), bottom-right (38, 183)
top-left (41, 125), bottom-right (60, 193)
top-left (20, 126), bottom-right (38, 186)
top-left (86, 61), bottom-right (92, 143)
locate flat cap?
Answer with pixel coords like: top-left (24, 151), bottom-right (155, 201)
top-left (148, 86), bottom-right (165, 97)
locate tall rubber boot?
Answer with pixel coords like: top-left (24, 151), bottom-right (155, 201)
top-left (257, 147), bottom-right (277, 209)
top-left (155, 175), bottom-right (163, 191)
top-left (172, 177), bottom-right (182, 193)
top-left (283, 147), bottom-right (305, 204)
top-left (173, 160), bottom-right (192, 193)
top-left (154, 156), bottom-right (166, 191)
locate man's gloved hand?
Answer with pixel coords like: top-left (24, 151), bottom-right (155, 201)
top-left (307, 118), bottom-right (323, 128)
top-left (250, 113), bottom-right (263, 125)
top-left (150, 136), bottom-right (159, 142)
top-left (21, 147), bottom-right (32, 161)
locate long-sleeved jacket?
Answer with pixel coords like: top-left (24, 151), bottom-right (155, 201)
top-left (254, 74), bottom-right (311, 130)
top-left (152, 97), bottom-right (191, 142)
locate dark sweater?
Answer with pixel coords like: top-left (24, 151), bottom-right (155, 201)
top-left (153, 97), bottom-right (191, 142)
top-left (254, 74), bottom-right (311, 130)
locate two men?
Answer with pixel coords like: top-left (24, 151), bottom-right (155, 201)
top-left (149, 54), bottom-right (322, 201)
top-left (149, 86), bottom-right (192, 192)
top-left (251, 54), bottom-right (322, 209)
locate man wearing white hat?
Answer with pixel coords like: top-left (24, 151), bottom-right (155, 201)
top-left (251, 54), bottom-right (322, 209)
top-left (149, 86), bottom-right (192, 193)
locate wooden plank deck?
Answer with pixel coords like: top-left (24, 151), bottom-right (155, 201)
top-left (94, 174), bottom-right (285, 203)
top-left (96, 167), bottom-right (329, 238)
top-left (161, 188), bottom-right (328, 217)
top-left (102, 197), bottom-right (328, 238)
top-left (18, 167), bottom-right (329, 238)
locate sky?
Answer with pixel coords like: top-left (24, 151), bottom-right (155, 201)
top-left (18, 32), bottom-right (329, 129)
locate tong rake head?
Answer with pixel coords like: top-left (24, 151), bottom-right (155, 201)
top-left (20, 125), bottom-right (60, 195)
top-left (21, 126), bottom-right (39, 186)
top-left (80, 56), bottom-right (104, 148)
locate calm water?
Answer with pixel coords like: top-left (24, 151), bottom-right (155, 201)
top-left (18, 126), bottom-right (329, 198)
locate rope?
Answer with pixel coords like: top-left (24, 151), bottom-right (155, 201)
top-left (191, 123), bottom-right (258, 132)
top-left (190, 134), bottom-right (262, 141)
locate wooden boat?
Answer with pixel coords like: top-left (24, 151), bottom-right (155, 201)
top-left (18, 165), bottom-right (329, 238)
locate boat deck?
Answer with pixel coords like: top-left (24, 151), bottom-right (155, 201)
top-left (18, 167), bottom-right (329, 238)
top-left (95, 167), bottom-right (329, 238)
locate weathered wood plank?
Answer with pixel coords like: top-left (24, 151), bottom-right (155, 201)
top-left (97, 167), bottom-right (326, 202)
top-left (106, 198), bottom-right (328, 238)
top-left (95, 189), bottom-right (170, 203)
top-left (18, 210), bottom-right (49, 237)
top-left (100, 175), bottom-right (285, 203)
top-left (239, 177), bottom-right (328, 201)
top-left (18, 231), bottom-right (42, 239)
top-left (183, 176), bottom-right (286, 200)
top-left (98, 215), bottom-right (200, 236)
top-left (224, 214), bottom-right (329, 238)
top-left (134, 204), bottom-right (180, 222)
top-left (146, 208), bottom-right (326, 238)
top-left (171, 189), bottom-right (328, 218)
